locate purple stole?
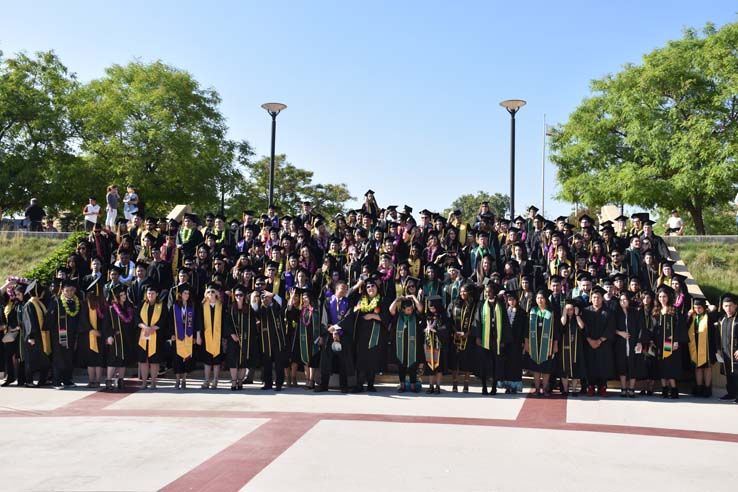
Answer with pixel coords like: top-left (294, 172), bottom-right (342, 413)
top-left (329, 295), bottom-right (349, 324)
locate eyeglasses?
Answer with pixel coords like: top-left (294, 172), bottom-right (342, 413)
top-left (234, 293), bottom-right (244, 297)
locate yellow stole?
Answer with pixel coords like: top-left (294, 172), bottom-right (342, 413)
top-left (203, 301), bottom-right (222, 357)
top-left (138, 302), bottom-right (163, 357)
top-left (88, 303), bottom-right (99, 353)
top-left (174, 305), bottom-right (194, 360)
top-left (29, 298), bottom-right (51, 356)
top-left (688, 314), bottom-right (709, 366)
top-left (409, 258), bottom-right (421, 278)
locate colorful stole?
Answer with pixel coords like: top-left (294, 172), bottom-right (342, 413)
top-left (173, 304), bottom-right (194, 360)
top-left (661, 313), bottom-right (674, 359)
top-left (454, 302), bottom-right (474, 351)
top-left (138, 302), bottom-right (162, 357)
top-left (528, 307), bottom-right (553, 364)
top-left (424, 318), bottom-right (441, 371)
top-left (328, 296), bottom-right (349, 324)
top-left (628, 249), bottom-right (641, 275)
top-left (299, 307), bottom-right (320, 365)
top-left (396, 314), bottom-right (417, 366)
top-left (203, 301), bottom-right (223, 357)
top-left (87, 302), bottom-right (100, 353)
top-left (481, 300), bottom-right (504, 353)
top-left (29, 298), bottom-right (51, 355)
top-left (688, 313), bottom-right (709, 366)
top-left (561, 319), bottom-right (578, 376)
top-left (58, 298), bottom-right (75, 348)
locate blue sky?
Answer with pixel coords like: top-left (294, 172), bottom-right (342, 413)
top-left (3, 1), bottom-right (736, 219)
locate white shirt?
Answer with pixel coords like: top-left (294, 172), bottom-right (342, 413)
top-left (84, 203), bottom-right (101, 223)
top-left (666, 217), bottom-right (683, 230)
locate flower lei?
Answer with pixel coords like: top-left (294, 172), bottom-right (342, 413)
top-left (113, 302), bottom-right (134, 323)
top-left (356, 295), bottom-right (381, 313)
top-left (181, 227), bottom-right (193, 243)
top-left (61, 296), bottom-right (81, 317)
top-left (301, 305), bottom-right (314, 325)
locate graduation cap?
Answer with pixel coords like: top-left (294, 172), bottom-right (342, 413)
top-left (108, 265), bottom-right (123, 275)
top-left (144, 283), bottom-right (159, 293)
top-left (115, 217), bottom-right (129, 226)
top-left (527, 205), bottom-right (539, 213)
top-left (549, 274), bottom-right (563, 284)
top-left (660, 259), bottom-right (675, 268)
top-left (520, 274), bottom-right (533, 282)
top-left (134, 260), bottom-right (149, 270)
top-left (643, 219), bottom-right (656, 226)
top-left (693, 296), bottom-right (708, 308)
top-left (24, 280), bottom-right (42, 297)
top-left (301, 201), bottom-right (312, 207)
top-left (177, 267), bottom-right (191, 277)
top-left (600, 226), bottom-right (615, 235)
top-left (513, 215), bottom-right (526, 224)
top-left (555, 216), bottom-right (568, 223)
top-left (534, 214), bottom-right (545, 221)
top-left (599, 220), bottom-right (613, 229)
top-left (183, 213), bottom-right (200, 225)
top-left (578, 214), bottom-right (594, 224)
top-left (453, 209), bottom-right (462, 216)
top-left (611, 273), bottom-right (627, 283)
top-left (720, 293), bottom-right (738, 304)
top-left (480, 200), bottom-right (490, 206)
top-left (419, 209), bottom-right (432, 217)
top-left (504, 289), bottom-right (520, 299)
top-left (575, 272), bottom-right (591, 282)
top-left (61, 279), bottom-right (76, 289)
top-left (145, 217), bottom-right (157, 224)
top-left (364, 189), bottom-right (375, 196)
top-left (615, 215), bottom-right (628, 223)
top-left (205, 212), bottom-right (215, 220)
top-left (591, 286), bottom-right (606, 296)
top-left (426, 295), bottom-right (444, 308)
top-left (405, 276), bottom-right (420, 286)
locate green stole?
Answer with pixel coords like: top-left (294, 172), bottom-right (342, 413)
top-left (299, 308), bottom-right (321, 365)
top-left (529, 307), bottom-right (553, 364)
top-left (481, 300), bottom-right (504, 353)
top-left (396, 314), bottom-right (417, 366)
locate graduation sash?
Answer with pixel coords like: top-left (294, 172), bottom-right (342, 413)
top-left (424, 319), bottom-right (441, 371)
top-left (561, 319), bottom-right (578, 376)
top-left (529, 307), bottom-right (553, 365)
top-left (299, 307), bottom-right (320, 365)
top-left (688, 314), bottom-right (709, 366)
top-left (88, 303), bottom-right (100, 354)
top-left (29, 298), bottom-right (51, 356)
top-left (454, 303), bottom-right (475, 351)
top-left (203, 301), bottom-right (223, 358)
top-left (108, 306), bottom-right (126, 361)
top-left (396, 314), bottom-right (418, 366)
top-left (138, 302), bottom-right (162, 358)
top-left (173, 304), bottom-right (194, 360)
top-left (481, 301), bottom-right (504, 353)
top-left (661, 313), bottom-right (675, 359)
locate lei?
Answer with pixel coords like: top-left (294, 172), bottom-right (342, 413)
top-left (181, 227), bottom-right (194, 243)
top-left (113, 302), bottom-right (134, 323)
top-left (61, 296), bottom-right (81, 317)
top-left (301, 305), bottom-right (314, 325)
top-left (356, 295), bottom-right (381, 313)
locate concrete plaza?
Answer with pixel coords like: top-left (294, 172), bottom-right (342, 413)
top-left (0, 379), bottom-right (735, 492)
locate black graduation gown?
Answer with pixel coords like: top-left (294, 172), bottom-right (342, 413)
top-left (21, 298), bottom-right (51, 374)
top-left (472, 300), bottom-right (512, 379)
top-left (135, 301), bottom-right (168, 364)
top-left (169, 303), bottom-right (197, 373)
top-left (613, 307), bottom-right (648, 379)
top-left (321, 295), bottom-right (356, 378)
top-left (224, 304), bottom-right (260, 369)
top-left (256, 301), bottom-right (287, 361)
top-left (524, 308), bottom-right (560, 374)
top-left (499, 307), bottom-right (526, 383)
top-left (582, 306), bottom-right (616, 381)
top-left (78, 301), bottom-right (106, 368)
top-left (45, 296), bottom-right (81, 370)
top-left (559, 317), bottom-right (586, 379)
top-left (719, 315), bottom-right (738, 375)
top-left (652, 311), bottom-right (688, 379)
top-left (422, 311), bottom-right (450, 375)
top-left (103, 304), bottom-right (136, 367)
top-left (341, 296), bottom-right (390, 374)
top-left (284, 305), bottom-right (302, 367)
top-left (293, 304), bottom-right (323, 369)
top-left (447, 300), bottom-right (478, 372)
top-left (391, 313), bottom-right (426, 369)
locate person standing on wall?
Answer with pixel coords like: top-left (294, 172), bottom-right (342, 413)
top-left (105, 185), bottom-right (120, 231)
top-left (82, 196), bottom-right (101, 232)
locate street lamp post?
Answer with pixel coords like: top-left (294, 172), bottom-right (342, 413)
top-left (499, 99), bottom-right (526, 219)
top-left (261, 102), bottom-right (287, 208)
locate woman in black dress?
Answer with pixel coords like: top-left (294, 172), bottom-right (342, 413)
top-left (423, 295), bottom-right (450, 394)
top-left (524, 289), bottom-right (560, 397)
top-left (558, 299), bottom-right (586, 396)
top-left (104, 284), bottom-right (135, 391)
top-left (614, 292), bottom-right (648, 398)
top-left (224, 284), bottom-right (260, 391)
top-left (652, 285), bottom-right (688, 399)
top-left (136, 285), bottom-right (168, 390)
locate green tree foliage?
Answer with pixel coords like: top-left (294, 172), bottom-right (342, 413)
top-left (72, 61), bottom-right (240, 216)
top-left (225, 154), bottom-right (353, 220)
top-left (443, 191), bottom-right (509, 224)
top-left (550, 22), bottom-right (738, 235)
top-left (0, 50), bottom-right (80, 214)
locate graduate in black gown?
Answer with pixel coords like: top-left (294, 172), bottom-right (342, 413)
top-left (423, 295), bottom-right (450, 394)
top-left (498, 291), bottom-right (526, 394)
top-left (582, 286), bottom-right (615, 397)
top-left (524, 288), bottom-right (560, 397)
top-left (717, 293), bottom-right (738, 402)
top-left (558, 298), bottom-right (586, 395)
top-left (252, 280), bottom-right (287, 391)
top-left (613, 292), bottom-right (648, 398)
top-left (652, 285), bottom-right (688, 399)
top-left (21, 281), bottom-right (51, 387)
top-left (104, 284), bottom-right (135, 391)
top-left (290, 289), bottom-right (323, 389)
top-left (473, 281), bottom-right (511, 395)
top-left (79, 278), bottom-right (106, 388)
top-left (389, 295), bottom-right (425, 393)
top-left (45, 280), bottom-right (82, 389)
top-left (136, 284), bottom-right (168, 390)
top-left (447, 282), bottom-right (478, 393)
top-left (316, 280), bottom-right (354, 393)
top-left (197, 284), bottom-right (226, 389)
top-left (686, 297), bottom-right (718, 397)
top-left (170, 283), bottom-right (196, 390)
top-left (224, 284), bottom-right (260, 391)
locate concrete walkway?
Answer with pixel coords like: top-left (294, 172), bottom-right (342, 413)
top-left (0, 379), bottom-right (735, 492)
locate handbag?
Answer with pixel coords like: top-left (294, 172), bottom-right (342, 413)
top-left (2, 329), bottom-right (19, 344)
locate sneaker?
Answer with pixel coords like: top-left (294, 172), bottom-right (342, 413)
top-left (586, 385), bottom-right (595, 397)
top-left (53, 385), bottom-right (64, 390)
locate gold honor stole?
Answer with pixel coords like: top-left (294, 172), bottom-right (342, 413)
top-left (299, 309), bottom-right (320, 365)
top-left (204, 301), bottom-right (222, 357)
top-left (30, 299), bottom-right (51, 356)
top-left (139, 302), bottom-right (163, 357)
top-left (88, 303), bottom-right (99, 353)
top-left (529, 307), bottom-right (553, 364)
top-left (481, 301), bottom-right (504, 353)
top-left (688, 314), bottom-right (709, 366)
top-left (395, 314), bottom-right (417, 366)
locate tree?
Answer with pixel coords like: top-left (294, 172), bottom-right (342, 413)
top-left (443, 191), bottom-right (510, 224)
top-left (225, 154), bottom-right (353, 221)
top-left (0, 50), bottom-right (80, 214)
top-left (72, 61), bottom-right (239, 216)
top-left (550, 21), bottom-right (738, 235)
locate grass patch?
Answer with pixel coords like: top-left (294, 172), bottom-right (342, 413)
top-left (0, 234), bottom-right (64, 282)
top-left (676, 242), bottom-right (738, 305)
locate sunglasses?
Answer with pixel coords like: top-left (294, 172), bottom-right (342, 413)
top-left (234, 293), bottom-right (245, 297)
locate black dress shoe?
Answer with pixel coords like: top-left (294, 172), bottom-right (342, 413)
top-left (260, 385), bottom-right (273, 390)
top-left (720, 394), bottom-right (736, 400)
top-left (670, 387), bottom-right (679, 399)
top-left (1, 379), bottom-right (16, 387)
top-left (275, 385), bottom-right (283, 391)
top-left (367, 385), bottom-right (377, 393)
top-left (340, 387), bottom-right (349, 394)
top-left (313, 386), bottom-right (328, 393)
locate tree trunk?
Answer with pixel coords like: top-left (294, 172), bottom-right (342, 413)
top-left (685, 202), bottom-right (706, 235)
